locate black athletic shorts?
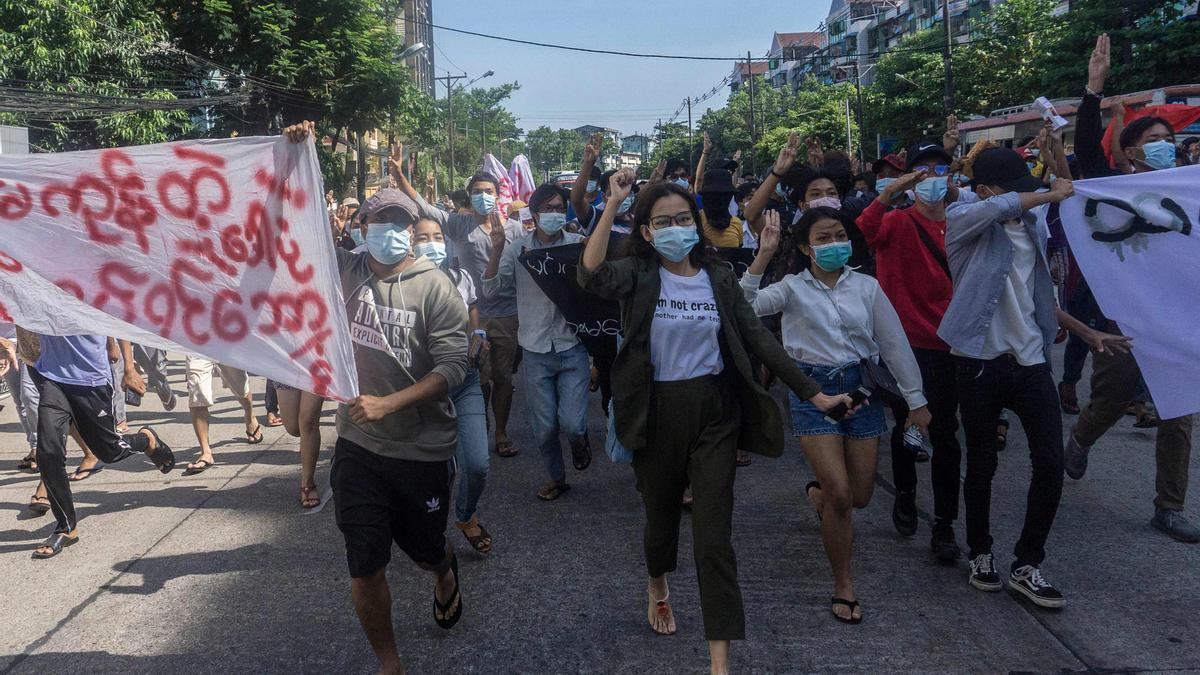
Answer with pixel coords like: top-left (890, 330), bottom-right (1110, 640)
top-left (331, 437), bottom-right (454, 578)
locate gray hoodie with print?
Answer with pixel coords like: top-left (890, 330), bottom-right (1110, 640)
top-left (336, 251), bottom-right (468, 462)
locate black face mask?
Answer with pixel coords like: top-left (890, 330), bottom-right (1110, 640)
top-left (702, 203), bottom-right (732, 229)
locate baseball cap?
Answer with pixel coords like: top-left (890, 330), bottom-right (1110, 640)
top-left (971, 147), bottom-right (1044, 193)
top-left (340, 197), bottom-right (361, 208)
top-left (905, 142), bottom-right (953, 171)
top-left (871, 154), bottom-right (906, 174)
top-left (359, 188), bottom-right (419, 223)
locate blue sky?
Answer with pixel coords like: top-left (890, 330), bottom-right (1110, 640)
top-left (431, 0), bottom-right (831, 137)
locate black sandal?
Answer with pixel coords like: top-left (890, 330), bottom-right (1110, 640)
top-left (246, 424), bottom-right (264, 444)
top-left (28, 494), bottom-right (50, 515)
top-left (456, 516), bottom-right (493, 554)
top-left (32, 532), bottom-right (78, 559)
top-left (140, 426), bottom-right (176, 473)
top-left (17, 454), bottom-right (37, 471)
top-left (433, 554), bottom-right (463, 629)
top-left (995, 419), bottom-right (1009, 451)
top-left (496, 441), bottom-right (518, 458)
top-left (831, 597), bottom-right (862, 624)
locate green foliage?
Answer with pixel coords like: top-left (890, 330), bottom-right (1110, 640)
top-left (0, 0), bottom-right (191, 149)
top-left (954, 0), bottom-right (1067, 113)
top-left (1032, 0), bottom-right (1200, 97)
top-left (863, 28), bottom-right (947, 148)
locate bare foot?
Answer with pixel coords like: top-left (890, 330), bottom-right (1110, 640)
top-left (648, 578), bottom-right (676, 635)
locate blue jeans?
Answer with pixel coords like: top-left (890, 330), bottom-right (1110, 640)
top-left (451, 369), bottom-right (489, 524)
top-left (524, 343), bottom-right (590, 483)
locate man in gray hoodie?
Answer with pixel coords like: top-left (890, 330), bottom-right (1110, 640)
top-left (285, 122), bottom-right (468, 675)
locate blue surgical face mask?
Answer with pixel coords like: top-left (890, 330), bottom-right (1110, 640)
top-left (874, 177), bottom-right (896, 194)
top-left (350, 229), bottom-right (365, 246)
top-left (365, 223), bottom-right (411, 265)
top-left (587, 180), bottom-right (598, 193)
top-left (650, 225), bottom-right (699, 263)
top-left (537, 212), bottom-right (567, 235)
top-left (914, 176), bottom-right (949, 204)
top-left (775, 183), bottom-right (789, 200)
top-left (412, 240), bottom-right (446, 266)
top-left (617, 195), bottom-right (635, 216)
top-left (672, 177), bottom-right (690, 189)
top-left (811, 241), bottom-right (852, 272)
top-left (1141, 140), bottom-right (1177, 171)
top-left (471, 192), bottom-right (496, 215)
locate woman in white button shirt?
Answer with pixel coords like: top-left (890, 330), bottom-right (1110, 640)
top-left (741, 206), bottom-right (931, 624)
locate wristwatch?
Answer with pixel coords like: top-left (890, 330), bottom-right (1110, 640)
top-left (770, 168), bottom-right (786, 179)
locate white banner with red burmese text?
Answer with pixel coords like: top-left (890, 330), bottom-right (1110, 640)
top-left (0, 136), bottom-right (358, 401)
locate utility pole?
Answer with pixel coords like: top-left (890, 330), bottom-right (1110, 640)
top-left (686, 97), bottom-right (693, 173)
top-left (852, 61), bottom-right (865, 167)
top-left (747, 51), bottom-right (757, 175)
top-left (941, 0), bottom-right (955, 117)
top-left (434, 71), bottom-right (467, 188)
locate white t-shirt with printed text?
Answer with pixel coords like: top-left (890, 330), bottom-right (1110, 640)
top-left (650, 267), bottom-right (724, 382)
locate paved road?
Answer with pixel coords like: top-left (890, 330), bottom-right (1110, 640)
top-left (1, 348), bottom-right (1196, 674)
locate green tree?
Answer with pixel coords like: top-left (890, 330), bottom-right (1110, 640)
top-left (0, 0), bottom-right (191, 150)
top-left (1033, 0), bottom-right (1200, 97)
top-left (954, 0), bottom-right (1067, 114)
top-left (863, 29), bottom-right (947, 148)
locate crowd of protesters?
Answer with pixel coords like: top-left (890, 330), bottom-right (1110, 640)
top-left (3, 34), bottom-right (1196, 675)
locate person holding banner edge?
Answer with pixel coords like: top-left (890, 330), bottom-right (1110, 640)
top-left (942, 147), bottom-right (1130, 608)
top-left (286, 121), bottom-right (469, 674)
top-left (579, 169), bottom-right (847, 673)
top-left (1062, 34), bottom-right (1198, 543)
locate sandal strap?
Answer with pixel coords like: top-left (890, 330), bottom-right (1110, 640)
top-left (831, 596), bottom-right (860, 608)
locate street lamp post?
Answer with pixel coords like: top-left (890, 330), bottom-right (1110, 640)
top-left (435, 70), bottom-right (493, 189)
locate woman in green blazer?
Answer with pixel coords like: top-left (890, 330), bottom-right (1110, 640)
top-left (579, 170), bottom-right (851, 675)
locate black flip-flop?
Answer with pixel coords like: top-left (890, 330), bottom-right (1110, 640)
top-left (831, 597), bottom-right (862, 624)
top-left (69, 464), bottom-right (105, 482)
top-left (246, 424), bottom-right (265, 444)
top-left (433, 554), bottom-right (463, 629)
top-left (17, 455), bottom-right (37, 471)
top-left (496, 441), bottom-right (518, 458)
top-left (32, 532), bottom-right (78, 559)
top-left (28, 495), bottom-right (50, 515)
top-left (184, 459), bottom-right (215, 476)
top-left (995, 419), bottom-right (1009, 451)
top-left (140, 426), bottom-right (176, 473)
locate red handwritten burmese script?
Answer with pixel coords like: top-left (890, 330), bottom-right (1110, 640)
top-left (0, 136), bottom-right (358, 401)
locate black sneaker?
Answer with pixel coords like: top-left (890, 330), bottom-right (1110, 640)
top-left (892, 490), bottom-right (918, 537)
top-left (930, 522), bottom-right (962, 563)
top-left (968, 553), bottom-right (1002, 592)
top-left (1009, 565), bottom-right (1066, 609)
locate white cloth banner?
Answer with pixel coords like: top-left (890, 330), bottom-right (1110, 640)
top-left (508, 153), bottom-right (536, 202)
top-left (1059, 164), bottom-right (1200, 418)
top-left (0, 136), bottom-right (358, 401)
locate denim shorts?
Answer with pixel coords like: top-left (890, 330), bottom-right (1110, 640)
top-left (789, 362), bottom-right (885, 439)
